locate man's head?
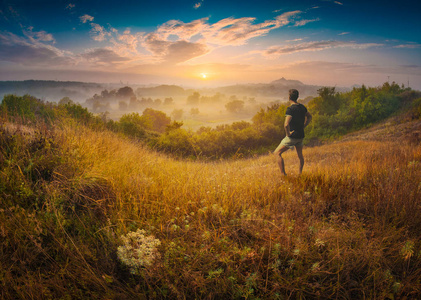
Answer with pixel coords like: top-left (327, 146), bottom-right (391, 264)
top-left (289, 89), bottom-right (299, 102)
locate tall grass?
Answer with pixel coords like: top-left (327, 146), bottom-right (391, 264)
top-left (1, 115), bottom-right (421, 299)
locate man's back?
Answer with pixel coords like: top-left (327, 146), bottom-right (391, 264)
top-left (286, 103), bottom-right (308, 139)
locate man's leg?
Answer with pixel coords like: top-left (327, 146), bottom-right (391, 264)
top-left (274, 144), bottom-right (289, 176)
top-left (295, 145), bottom-right (304, 174)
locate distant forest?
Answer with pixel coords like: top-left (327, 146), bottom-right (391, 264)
top-left (0, 78), bottom-right (335, 104)
top-left (2, 81), bottom-right (420, 159)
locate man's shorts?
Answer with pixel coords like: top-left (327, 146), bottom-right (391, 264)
top-left (279, 136), bottom-right (304, 149)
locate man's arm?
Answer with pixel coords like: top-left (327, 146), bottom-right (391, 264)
top-left (284, 115), bottom-right (293, 136)
top-left (304, 111), bottom-right (312, 128)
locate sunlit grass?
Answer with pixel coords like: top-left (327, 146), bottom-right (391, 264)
top-left (1, 118), bottom-right (421, 298)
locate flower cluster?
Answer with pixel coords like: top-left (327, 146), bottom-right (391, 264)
top-left (117, 229), bottom-right (161, 274)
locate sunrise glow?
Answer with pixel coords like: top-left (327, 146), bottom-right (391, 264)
top-left (0, 0), bottom-right (419, 89)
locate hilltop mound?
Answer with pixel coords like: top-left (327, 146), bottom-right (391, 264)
top-left (1, 89), bottom-right (421, 298)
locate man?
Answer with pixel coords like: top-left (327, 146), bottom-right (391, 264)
top-left (274, 89), bottom-right (312, 176)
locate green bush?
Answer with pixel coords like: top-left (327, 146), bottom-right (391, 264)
top-left (1, 94), bottom-right (57, 124)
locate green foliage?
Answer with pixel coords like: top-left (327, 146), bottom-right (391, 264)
top-left (142, 108), bottom-right (171, 133)
top-left (1, 106), bottom-right (421, 298)
top-left (153, 128), bottom-right (198, 157)
top-left (165, 121), bottom-right (184, 133)
top-left (118, 112), bottom-right (149, 138)
top-left (252, 103), bottom-right (287, 127)
top-left (1, 80), bottom-right (418, 162)
top-left (1, 94), bottom-right (57, 124)
top-left (308, 87), bottom-right (340, 116)
top-left (410, 97), bottom-right (421, 119)
top-left (152, 117), bottom-right (283, 159)
top-left (305, 82), bottom-right (415, 140)
top-left (61, 102), bottom-right (97, 125)
top-left (58, 96), bottom-right (74, 106)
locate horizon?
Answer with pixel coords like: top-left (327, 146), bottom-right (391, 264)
top-left (1, 0), bottom-right (421, 90)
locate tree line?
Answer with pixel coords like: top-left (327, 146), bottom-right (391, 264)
top-left (1, 82), bottom-right (420, 159)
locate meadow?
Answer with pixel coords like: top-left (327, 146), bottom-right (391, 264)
top-left (1, 91), bottom-right (421, 299)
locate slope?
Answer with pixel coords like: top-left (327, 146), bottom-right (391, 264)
top-left (1, 100), bottom-right (421, 299)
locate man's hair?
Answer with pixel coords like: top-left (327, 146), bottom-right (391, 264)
top-left (289, 89), bottom-right (299, 102)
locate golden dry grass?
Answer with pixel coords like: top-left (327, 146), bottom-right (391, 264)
top-left (2, 119), bottom-right (421, 299)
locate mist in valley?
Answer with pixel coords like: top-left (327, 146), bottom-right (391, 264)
top-left (48, 77), bottom-right (327, 132)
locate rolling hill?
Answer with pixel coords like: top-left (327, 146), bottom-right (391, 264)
top-left (0, 93), bottom-right (420, 299)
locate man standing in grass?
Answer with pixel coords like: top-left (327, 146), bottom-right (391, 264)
top-left (274, 89), bottom-right (312, 176)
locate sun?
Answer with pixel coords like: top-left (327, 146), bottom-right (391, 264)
top-left (200, 73), bottom-right (207, 79)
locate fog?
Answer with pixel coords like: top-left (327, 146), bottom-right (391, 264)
top-left (1, 78), bottom-right (336, 130)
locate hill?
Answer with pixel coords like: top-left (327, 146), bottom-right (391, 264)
top-left (200, 77), bottom-right (334, 99)
top-left (0, 78), bottom-right (345, 104)
top-left (0, 80), bottom-right (106, 103)
top-left (0, 92), bottom-right (420, 299)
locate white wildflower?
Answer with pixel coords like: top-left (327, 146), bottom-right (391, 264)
top-left (117, 229), bottom-right (161, 274)
top-left (315, 238), bottom-right (325, 248)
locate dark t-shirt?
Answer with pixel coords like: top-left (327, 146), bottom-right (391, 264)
top-left (285, 103), bottom-right (308, 139)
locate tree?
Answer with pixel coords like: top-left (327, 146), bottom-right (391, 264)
top-left (129, 97), bottom-right (140, 110)
top-left (187, 92), bottom-right (200, 105)
top-left (171, 109), bottom-right (184, 120)
top-left (117, 86), bottom-right (135, 99)
top-left (154, 98), bottom-right (162, 106)
top-left (119, 101), bottom-right (128, 111)
top-left (190, 108), bottom-right (199, 115)
top-left (165, 121), bottom-right (184, 133)
top-left (58, 96), bottom-right (74, 106)
top-left (308, 87), bottom-right (340, 116)
top-left (164, 97), bottom-right (174, 105)
top-left (142, 108), bottom-right (171, 133)
top-left (119, 113), bottom-right (150, 138)
top-left (225, 100), bottom-right (244, 113)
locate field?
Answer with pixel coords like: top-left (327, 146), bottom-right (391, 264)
top-left (1, 106), bottom-right (421, 299)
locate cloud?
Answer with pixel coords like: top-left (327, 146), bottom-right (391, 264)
top-left (79, 10), bottom-right (304, 65)
top-left (66, 3), bottom-right (75, 10)
top-left (194, 0), bottom-right (204, 9)
top-left (275, 10), bottom-right (301, 26)
top-left (393, 43), bottom-right (420, 49)
top-left (165, 40), bottom-right (209, 63)
top-left (154, 11), bottom-right (301, 47)
top-left (0, 31), bottom-right (74, 66)
top-left (204, 17), bottom-right (279, 45)
top-left (81, 48), bottom-right (131, 65)
top-left (294, 18), bottom-right (320, 27)
top-left (144, 33), bottom-right (209, 64)
top-left (110, 29), bottom-right (144, 56)
top-left (285, 38), bottom-right (304, 42)
top-left (24, 27), bottom-right (55, 43)
top-left (334, 1), bottom-right (343, 5)
top-left (280, 60), bottom-right (421, 78)
top-left (156, 18), bottom-right (208, 41)
top-left (338, 32), bottom-right (350, 35)
top-left (262, 40), bottom-right (383, 56)
top-left (80, 14), bottom-right (94, 23)
top-left (90, 23), bottom-right (109, 42)
top-left (35, 31), bottom-right (54, 42)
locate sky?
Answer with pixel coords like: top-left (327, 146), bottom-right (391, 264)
top-left (1, 0), bottom-right (421, 89)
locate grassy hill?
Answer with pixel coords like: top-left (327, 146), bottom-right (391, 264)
top-left (1, 95), bottom-right (421, 299)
